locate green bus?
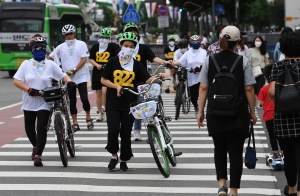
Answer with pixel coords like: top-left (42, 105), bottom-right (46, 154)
top-left (0, 2), bottom-right (86, 76)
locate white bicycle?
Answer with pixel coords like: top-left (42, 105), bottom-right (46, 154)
top-left (122, 76), bottom-right (182, 178)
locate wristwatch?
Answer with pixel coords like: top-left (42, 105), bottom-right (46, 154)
top-left (73, 67), bottom-right (77, 73)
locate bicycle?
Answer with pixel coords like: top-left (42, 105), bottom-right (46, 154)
top-left (39, 79), bottom-right (76, 167)
top-left (122, 76), bottom-right (182, 178)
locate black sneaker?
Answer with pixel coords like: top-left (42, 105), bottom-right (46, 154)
top-left (165, 88), bottom-right (170, 93)
top-left (284, 185), bottom-right (297, 196)
top-left (218, 186), bottom-right (228, 196)
top-left (33, 155), bottom-right (43, 167)
top-left (108, 157), bottom-right (118, 171)
top-left (120, 162), bottom-right (128, 171)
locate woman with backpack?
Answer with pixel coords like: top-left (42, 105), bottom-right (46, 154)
top-left (197, 26), bottom-right (257, 196)
top-left (268, 30), bottom-right (300, 196)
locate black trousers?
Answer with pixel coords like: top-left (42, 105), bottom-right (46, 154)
top-left (278, 137), bottom-right (300, 191)
top-left (265, 120), bottom-right (284, 151)
top-left (254, 74), bottom-right (265, 95)
top-left (68, 82), bottom-right (90, 115)
top-left (189, 83), bottom-right (200, 109)
top-left (106, 109), bottom-right (135, 161)
top-left (24, 110), bottom-right (50, 156)
top-left (212, 131), bottom-right (246, 188)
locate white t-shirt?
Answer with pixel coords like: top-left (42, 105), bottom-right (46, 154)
top-left (178, 48), bottom-right (207, 87)
top-left (14, 59), bottom-right (66, 111)
top-left (49, 39), bottom-right (90, 84)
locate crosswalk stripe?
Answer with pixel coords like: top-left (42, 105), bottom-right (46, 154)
top-left (0, 161), bottom-right (273, 170)
top-left (0, 172), bottom-right (277, 182)
top-left (15, 136), bottom-right (268, 141)
top-left (0, 152), bottom-right (272, 158)
top-left (2, 143), bottom-right (269, 148)
top-left (0, 184), bottom-right (281, 195)
top-left (71, 125), bottom-right (265, 129)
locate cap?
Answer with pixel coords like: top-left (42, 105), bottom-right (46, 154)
top-left (220, 25), bottom-right (240, 41)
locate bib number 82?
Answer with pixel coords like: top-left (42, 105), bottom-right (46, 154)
top-left (113, 70), bottom-right (135, 87)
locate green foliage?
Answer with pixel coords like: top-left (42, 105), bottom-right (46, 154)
top-left (148, 28), bottom-right (162, 37)
top-left (96, 6), bottom-right (115, 27)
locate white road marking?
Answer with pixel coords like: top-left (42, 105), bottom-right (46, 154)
top-left (0, 184), bottom-right (281, 195)
top-left (0, 161), bottom-right (273, 170)
top-left (0, 172), bottom-right (277, 182)
top-left (12, 115), bottom-right (24, 119)
top-left (0, 122), bottom-right (4, 125)
top-left (1, 143), bottom-right (269, 148)
top-left (0, 102), bottom-right (22, 111)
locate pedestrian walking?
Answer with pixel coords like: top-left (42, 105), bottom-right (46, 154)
top-left (101, 32), bottom-right (166, 171)
top-left (13, 35), bottom-right (75, 166)
top-left (48, 24), bottom-right (93, 131)
top-left (268, 30), bottom-right (300, 196)
top-left (273, 27), bottom-right (293, 63)
top-left (197, 26), bottom-right (257, 196)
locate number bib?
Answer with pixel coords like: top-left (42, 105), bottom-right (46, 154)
top-left (113, 70), bottom-right (135, 87)
top-left (167, 52), bottom-right (175, 57)
top-left (96, 51), bottom-right (110, 63)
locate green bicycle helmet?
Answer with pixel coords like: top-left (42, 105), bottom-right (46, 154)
top-left (117, 33), bottom-right (123, 38)
top-left (120, 32), bottom-right (138, 46)
top-left (123, 22), bottom-right (138, 33)
top-left (100, 27), bottom-right (111, 38)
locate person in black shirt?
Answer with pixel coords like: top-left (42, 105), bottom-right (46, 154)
top-left (164, 37), bottom-right (179, 93)
top-left (123, 22), bottom-right (172, 141)
top-left (89, 27), bottom-right (120, 122)
top-left (101, 32), bottom-right (166, 171)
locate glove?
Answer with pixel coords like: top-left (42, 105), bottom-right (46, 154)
top-left (193, 66), bottom-right (201, 73)
top-left (66, 70), bottom-right (76, 76)
top-left (28, 88), bottom-right (40, 97)
top-left (67, 81), bottom-right (77, 90)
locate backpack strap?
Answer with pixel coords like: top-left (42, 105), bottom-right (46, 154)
top-left (210, 55), bottom-right (220, 72)
top-left (230, 55), bottom-right (242, 73)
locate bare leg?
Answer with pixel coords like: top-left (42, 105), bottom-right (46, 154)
top-left (102, 86), bottom-right (107, 111)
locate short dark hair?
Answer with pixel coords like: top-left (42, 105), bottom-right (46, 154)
top-left (251, 36), bottom-right (267, 55)
top-left (263, 64), bottom-right (272, 83)
top-left (281, 27), bottom-right (293, 36)
top-left (280, 30), bottom-right (300, 57)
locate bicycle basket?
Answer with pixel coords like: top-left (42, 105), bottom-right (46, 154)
top-left (137, 83), bottom-right (160, 99)
top-left (42, 86), bottom-right (62, 102)
top-left (130, 100), bottom-right (157, 119)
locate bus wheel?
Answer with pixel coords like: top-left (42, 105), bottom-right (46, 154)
top-left (8, 70), bottom-right (16, 77)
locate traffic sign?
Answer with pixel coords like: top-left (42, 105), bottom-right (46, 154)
top-left (158, 16), bottom-right (169, 28)
top-left (158, 5), bottom-right (168, 16)
top-left (123, 4), bottom-right (140, 23)
top-left (215, 4), bottom-right (225, 16)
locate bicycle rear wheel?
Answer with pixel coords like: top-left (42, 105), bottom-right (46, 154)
top-left (54, 114), bottom-right (68, 167)
top-left (147, 126), bottom-right (170, 178)
top-left (162, 123), bottom-right (177, 166)
top-left (175, 84), bottom-right (183, 120)
top-left (67, 124), bottom-right (75, 158)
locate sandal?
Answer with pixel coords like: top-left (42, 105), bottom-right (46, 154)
top-left (86, 119), bottom-right (94, 130)
top-left (73, 124), bottom-right (80, 132)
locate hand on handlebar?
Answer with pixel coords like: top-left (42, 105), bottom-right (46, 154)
top-left (190, 66), bottom-right (201, 74)
top-left (157, 73), bottom-right (167, 79)
top-left (66, 70), bottom-right (76, 76)
top-left (28, 88), bottom-right (40, 97)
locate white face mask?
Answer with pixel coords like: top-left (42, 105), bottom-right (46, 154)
top-left (180, 48), bottom-right (187, 54)
top-left (118, 47), bottom-right (134, 67)
top-left (65, 39), bottom-right (75, 46)
top-left (98, 38), bottom-right (110, 53)
top-left (169, 41), bottom-right (175, 46)
top-left (255, 41), bottom-right (262, 47)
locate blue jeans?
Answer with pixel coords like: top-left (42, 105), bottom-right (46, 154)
top-left (133, 95), bottom-right (144, 131)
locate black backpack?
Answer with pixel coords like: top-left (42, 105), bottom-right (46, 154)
top-left (275, 60), bottom-right (300, 113)
top-left (207, 55), bottom-right (242, 116)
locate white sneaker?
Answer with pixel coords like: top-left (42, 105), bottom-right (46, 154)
top-left (96, 113), bottom-right (102, 122)
top-left (101, 112), bottom-right (107, 122)
top-left (133, 130), bottom-right (142, 141)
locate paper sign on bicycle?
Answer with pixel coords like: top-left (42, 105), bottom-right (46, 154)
top-left (137, 83), bottom-right (160, 99)
top-left (130, 100), bottom-right (157, 119)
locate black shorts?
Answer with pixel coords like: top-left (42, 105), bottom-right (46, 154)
top-left (92, 81), bottom-right (103, 90)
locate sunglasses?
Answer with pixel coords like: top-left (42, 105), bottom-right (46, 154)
top-left (33, 46), bottom-right (46, 51)
top-left (65, 33), bottom-right (74, 36)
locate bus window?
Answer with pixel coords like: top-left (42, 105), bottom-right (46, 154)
top-left (0, 19), bottom-right (43, 32)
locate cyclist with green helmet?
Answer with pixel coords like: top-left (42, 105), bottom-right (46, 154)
top-left (123, 22), bottom-right (172, 141)
top-left (89, 27), bottom-right (120, 122)
top-left (101, 32), bottom-right (166, 171)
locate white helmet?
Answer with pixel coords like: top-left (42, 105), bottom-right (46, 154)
top-left (62, 24), bottom-right (76, 35)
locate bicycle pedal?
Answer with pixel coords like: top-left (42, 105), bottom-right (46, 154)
top-left (164, 116), bottom-right (172, 122)
top-left (174, 152), bottom-right (182, 157)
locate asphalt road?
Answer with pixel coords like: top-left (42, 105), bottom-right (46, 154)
top-left (0, 73), bottom-right (288, 196)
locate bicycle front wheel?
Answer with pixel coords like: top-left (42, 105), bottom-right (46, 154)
top-left (54, 114), bottom-right (68, 167)
top-left (147, 126), bottom-right (170, 178)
